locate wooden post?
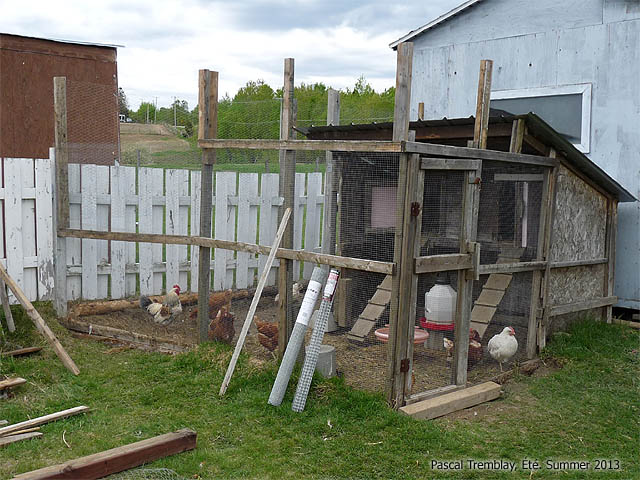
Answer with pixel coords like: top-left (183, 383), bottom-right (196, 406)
top-left (452, 164), bottom-right (482, 386)
top-left (472, 59), bottom-right (493, 149)
top-left (197, 69), bottom-right (218, 343)
top-left (322, 88), bottom-right (340, 256)
top-left (603, 198), bottom-right (618, 323)
top-left (0, 262), bottom-right (79, 375)
top-left (53, 77), bottom-right (69, 317)
top-left (538, 149), bottom-right (559, 351)
top-left (418, 102), bottom-right (425, 121)
top-left (278, 58), bottom-right (296, 358)
top-left (386, 41), bottom-right (413, 408)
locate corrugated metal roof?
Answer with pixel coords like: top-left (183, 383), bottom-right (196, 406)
top-left (299, 113), bottom-right (636, 203)
top-left (0, 32), bottom-right (122, 49)
top-left (389, 0), bottom-right (485, 49)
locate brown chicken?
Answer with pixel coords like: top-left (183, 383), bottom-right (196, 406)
top-left (208, 307), bottom-right (235, 344)
top-left (255, 316), bottom-right (278, 353)
top-left (190, 289), bottom-right (233, 319)
top-left (443, 328), bottom-right (484, 368)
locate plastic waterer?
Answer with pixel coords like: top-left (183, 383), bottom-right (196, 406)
top-left (422, 278), bottom-right (457, 351)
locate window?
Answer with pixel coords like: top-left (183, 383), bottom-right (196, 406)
top-left (490, 84), bottom-right (592, 153)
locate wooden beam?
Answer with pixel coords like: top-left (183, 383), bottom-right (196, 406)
top-left (221, 208), bottom-right (291, 395)
top-left (414, 254), bottom-right (472, 274)
top-left (13, 429), bottom-right (197, 480)
top-left (197, 69), bottom-right (218, 343)
top-left (404, 141), bottom-right (558, 167)
top-left (322, 88), bottom-right (340, 256)
top-left (0, 347), bottom-right (42, 357)
top-left (0, 278), bottom-right (15, 332)
top-left (524, 133), bottom-right (549, 156)
top-left (421, 158), bottom-right (481, 171)
top-left (494, 173), bottom-right (544, 182)
top-left (58, 229), bottom-right (394, 275)
top-left (417, 102), bottom-right (424, 121)
top-left (472, 59), bottom-right (493, 149)
top-left (603, 199), bottom-right (617, 323)
top-left (613, 318), bottom-right (640, 329)
top-left (509, 118), bottom-right (526, 153)
top-left (404, 384), bottom-right (465, 405)
top-left (53, 78), bottom-right (69, 317)
top-left (550, 258), bottom-right (608, 268)
top-left (199, 138), bottom-right (402, 152)
top-left (387, 41), bottom-right (414, 409)
top-left (399, 381), bottom-right (501, 420)
top-left (0, 406), bottom-right (89, 438)
top-left (549, 296), bottom-right (617, 317)
top-left (0, 432), bottom-right (42, 448)
top-left (0, 263), bottom-right (79, 375)
top-left (478, 261), bottom-right (547, 275)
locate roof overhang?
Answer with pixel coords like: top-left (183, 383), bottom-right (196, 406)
top-left (0, 32), bottom-right (122, 49)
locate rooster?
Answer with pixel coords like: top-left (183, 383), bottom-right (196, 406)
top-left (443, 328), bottom-right (484, 368)
top-left (208, 306), bottom-right (235, 344)
top-left (139, 284), bottom-right (182, 325)
top-left (255, 316), bottom-right (278, 356)
top-left (189, 289), bottom-right (233, 319)
top-left (488, 326), bottom-right (518, 371)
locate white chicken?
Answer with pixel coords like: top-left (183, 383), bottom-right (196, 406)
top-left (487, 326), bottom-right (518, 371)
top-left (139, 284), bottom-right (182, 325)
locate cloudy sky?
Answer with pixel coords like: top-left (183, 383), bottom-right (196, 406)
top-left (1, 0), bottom-right (461, 110)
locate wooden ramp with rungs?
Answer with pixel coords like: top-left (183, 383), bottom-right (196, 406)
top-left (471, 247), bottom-right (524, 338)
top-left (399, 382), bottom-right (502, 419)
top-left (347, 275), bottom-right (392, 343)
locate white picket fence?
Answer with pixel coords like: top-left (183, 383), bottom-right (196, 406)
top-left (0, 154), bottom-right (325, 303)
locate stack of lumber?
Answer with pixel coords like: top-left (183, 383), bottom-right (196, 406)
top-left (347, 275), bottom-right (392, 343)
top-left (0, 406), bottom-right (89, 448)
top-left (470, 247), bottom-right (524, 338)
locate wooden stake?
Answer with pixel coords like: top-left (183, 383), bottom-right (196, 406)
top-left (0, 278), bottom-right (15, 333)
top-left (0, 406), bottom-right (89, 437)
top-left (0, 263), bottom-right (80, 375)
top-left (472, 59), bottom-right (493, 149)
top-left (12, 429), bottom-right (196, 479)
top-left (220, 208), bottom-right (291, 396)
top-left (418, 102), bottom-right (425, 121)
top-left (197, 69), bottom-right (218, 343)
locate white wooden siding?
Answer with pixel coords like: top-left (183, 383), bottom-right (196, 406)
top-left (0, 156), bottom-right (324, 302)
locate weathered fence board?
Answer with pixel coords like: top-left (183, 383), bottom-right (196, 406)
top-left (1, 156), bottom-right (325, 303)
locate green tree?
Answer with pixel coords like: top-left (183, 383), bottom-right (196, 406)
top-left (118, 88), bottom-right (129, 116)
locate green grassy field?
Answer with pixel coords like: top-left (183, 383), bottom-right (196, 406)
top-left (1, 307), bottom-right (638, 479)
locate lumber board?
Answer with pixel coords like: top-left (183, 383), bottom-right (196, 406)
top-left (420, 158), bottom-right (480, 171)
top-left (471, 304), bottom-right (497, 324)
top-left (359, 303), bottom-right (386, 321)
top-left (399, 381), bottom-right (501, 420)
top-left (199, 138), bottom-right (402, 153)
top-left (370, 288), bottom-right (392, 306)
top-left (548, 296), bottom-right (617, 317)
top-left (0, 406), bottom-right (89, 437)
top-left (0, 347), bottom-right (42, 357)
top-left (0, 278), bottom-right (15, 332)
top-left (58, 229), bottom-right (394, 275)
top-left (0, 431), bottom-right (42, 448)
top-left (378, 275), bottom-right (392, 291)
top-left (12, 428), bottom-right (197, 479)
top-left (0, 377), bottom-right (26, 391)
top-left (414, 253), bottom-right (472, 273)
top-left (483, 274), bottom-right (512, 290)
top-left (0, 263), bottom-right (79, 375)
top-left (613, 319), bottom-right (640, 330)
top-left (478, 261), bottom-right (546, 274)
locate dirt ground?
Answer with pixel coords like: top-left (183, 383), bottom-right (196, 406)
top-left (71, 294), bottom-right (534, 397)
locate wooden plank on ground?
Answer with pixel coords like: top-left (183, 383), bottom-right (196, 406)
top-left (0, 431), bottom-right (42, 448)
top-left (475, 289), bottom-right (505, 307)
top-left (484, 274), bottom-right (512, 290)
top-left (399, 381), bottom-right (501, 420)
top-left (0, 347), bottom-right (42, 357)
top-left (0, 377), bottom-right (26, 391)
top-left (12, 428), bottom-right (197, 479)
top-left (0, 406), bottom-right (89, 437)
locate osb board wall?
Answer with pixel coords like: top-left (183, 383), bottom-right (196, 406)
top-left (550, 165), bottom-right (607, 262)
top-left (548, 264), bottom-right (605, 306)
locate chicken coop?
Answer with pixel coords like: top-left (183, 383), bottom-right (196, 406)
top-left (51, 46), bottom-right (634, 409)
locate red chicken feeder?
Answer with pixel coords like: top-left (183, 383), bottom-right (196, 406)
top-left (420, 317), bottom-right (454, 351)
top-left (374, 326), bottom-right (429, 345)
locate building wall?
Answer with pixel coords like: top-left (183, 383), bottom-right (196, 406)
top-left (406, 0), bottom-right (640, 308)
top-left (0, 34), bottom-right (119, 165)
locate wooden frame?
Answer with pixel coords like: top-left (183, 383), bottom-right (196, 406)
top-left (421, 158), bottom-right (481, 171)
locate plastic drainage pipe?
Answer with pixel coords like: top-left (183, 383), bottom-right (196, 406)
top-left (268, 265), bottom-right (328, 406)
top-left (292, 268), bottom-right (340, 412)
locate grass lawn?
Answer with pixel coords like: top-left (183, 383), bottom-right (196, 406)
top-left (1, 306), bottom-right (638, 479)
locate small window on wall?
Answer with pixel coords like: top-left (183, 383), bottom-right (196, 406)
top-left (490, 84), bottom-right (592, 153)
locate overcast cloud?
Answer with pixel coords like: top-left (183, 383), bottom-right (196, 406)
top-left (1, 0), bottom-right (460, 109)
